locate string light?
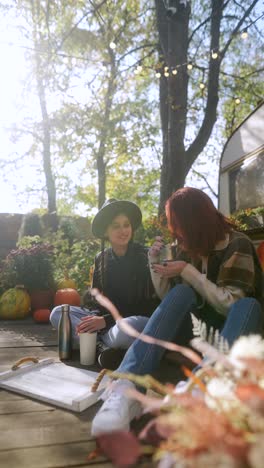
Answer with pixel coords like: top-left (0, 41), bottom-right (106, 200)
top-left (134, 64), bottom-right (143, 74)
top-left (131, 12), bottom-right (263, 80)
top-left (241, 29), bottom-right (248, 39)
top-left (0, 11), bottom-right (261, 68)
top-left (0, 18), bottom-right (258, 108)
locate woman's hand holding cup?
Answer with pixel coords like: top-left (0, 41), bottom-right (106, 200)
top-left (149, 236), bottom-right (164, 257)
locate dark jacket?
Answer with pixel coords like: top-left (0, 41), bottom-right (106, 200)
top-left (84, 241), bottom-right (159, 331)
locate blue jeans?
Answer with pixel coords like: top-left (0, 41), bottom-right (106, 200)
top-left (50, 306), bottom-right (148, 349)
top-left (117, 284), bottom-right (263, 376)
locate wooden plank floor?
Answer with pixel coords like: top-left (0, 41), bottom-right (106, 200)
top-left (0, 318), bottom-right (113, 468)
top-left (0, 318), bottom-right (184, 467)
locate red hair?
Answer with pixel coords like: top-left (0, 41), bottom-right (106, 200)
top-left (165, 187), bottom-right (233, 256)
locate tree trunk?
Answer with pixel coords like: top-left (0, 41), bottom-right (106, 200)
top-left (37, 77), bottom-right (57, 216)
top-left (96, 48), bottom-right (117, 208)
top-left (31, 0), bottom-right (57, 228)
top-left (156, 0), bottom-right (191, 213)
top-left (156, 0), bottom-right (257, 214)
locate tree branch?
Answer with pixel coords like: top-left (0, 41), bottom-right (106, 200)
top-left (119, 48), bottom-right (157, 73)
top-left (117, 43), bottom-right (157, 65)
top-left (56, 0), bottom-right (107, 52)
top-left (186, 0), bottom-right (261, 168)
top-left (221, 0), bottom-right (260, 58)
top-left (220, 67), bottom-right (264, 80)
top-left (192, 169), bottom-right (218, 198)
top-left (188, 16), bottom-right (211, 45)
top-left (186, 0), bottom-right (224, 165)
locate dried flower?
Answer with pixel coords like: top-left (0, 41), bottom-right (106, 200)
top-left (89, 291), bottom-right (264, 468)
top-left (206, 378), bottom-right (239, 411)
top-left (230, 335), bottom-right (264, 360)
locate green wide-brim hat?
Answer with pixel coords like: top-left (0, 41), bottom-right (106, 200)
top-left (92, 198), bottom-right (142, 238)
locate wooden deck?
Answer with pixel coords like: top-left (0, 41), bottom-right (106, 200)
top-left (0, 318), bottom-right (114, 468)
top-left (0, 318), bottom-right (184, 467)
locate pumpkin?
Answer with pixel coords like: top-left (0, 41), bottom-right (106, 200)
top-left (33, 308), bottom-right (51, 323)
top-left (0, 287), bottom-right (31, 320)
top-left (57, 277), bottom-right (77, 290)
top-left (54, 288), bottom-right (81, 307)
top-left (57, 270), bottom-right (77, 290)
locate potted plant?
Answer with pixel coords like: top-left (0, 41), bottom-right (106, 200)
top-left (229, 207), bottom-right (264, 231)
top-left (0, 236), bottom-right (55, 310)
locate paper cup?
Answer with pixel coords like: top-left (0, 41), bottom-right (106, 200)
top-left (159, 244), bottom-right (173, 263)
top-left (79, 332), bottom-right (97, 365)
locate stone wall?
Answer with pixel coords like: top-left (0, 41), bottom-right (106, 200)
top-left (0, 213), bottom-right (93, 261)
top-left (0, 214), bottom-right (23, 260)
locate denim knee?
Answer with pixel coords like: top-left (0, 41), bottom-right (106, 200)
top-left (222, 297), bottom-right (264, 345)
top-left (49, 306), bottom-right (62, 327)
top-left (102, 321), bottom-right (134, 349)
top-left (169, 283), bottom-right (197, 303)
top-left (233, 297), bottom-right (263, 319)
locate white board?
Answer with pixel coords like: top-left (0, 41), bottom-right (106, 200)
top-left (0, 358), bottom-right (109, 412)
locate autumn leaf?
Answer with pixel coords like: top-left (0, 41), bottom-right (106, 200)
top-left (96, 431), bottom-right (141, 467)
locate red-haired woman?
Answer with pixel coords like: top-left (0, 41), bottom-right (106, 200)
top-left (91, 187), bottom-right (263, 436)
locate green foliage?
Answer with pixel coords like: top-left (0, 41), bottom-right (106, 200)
top-left (3, 0), bottom-right (160, 215)
top-left (18, 214), bottom-right (44, 239)
top-left (1, 0), bottom-right (263, 216)
top-left (0, 226), bottom-right (101, 295)
top-left (135, 214), bottom-right (172, 246)
top-left (222, 65), bottom-right (264, 139)
top-left (229, 206), bottom-right (264, 231)
top-left (0, 236), bottom-right (55, 292)
top-left (0, 213), bottom-right (175, 296)
top-left (58, 217), bottom-right (80, 243)
top-left (46, 229), bottom-right (100, 292)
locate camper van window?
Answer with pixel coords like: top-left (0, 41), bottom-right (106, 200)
top-left (229, 149), bottom-right (264, 213)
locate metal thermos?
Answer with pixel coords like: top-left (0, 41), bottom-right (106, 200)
top-left (58, 304), bottom-right (72, 360)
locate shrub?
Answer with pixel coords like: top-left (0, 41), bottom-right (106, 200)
top-left (0, 236), bottom-right (54, 291)
top-left (229, 206), bottom-right (264, 231)
top-left (46, 229), bottom-right (100, 293)
top-left (135, 214), bottom-right (172, 246)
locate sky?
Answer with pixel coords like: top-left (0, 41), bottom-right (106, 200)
top-left (0, 7), bottom-right (219, 215)
top-left (0, 4), bottom-right (262, 215)
top-left (0, 13), bottom-right (85, 215)
top-left (0, 14), bottom-right (36, 213)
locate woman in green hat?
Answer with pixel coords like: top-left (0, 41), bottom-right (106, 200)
top-left (50, 198), bottom-right (159, 369)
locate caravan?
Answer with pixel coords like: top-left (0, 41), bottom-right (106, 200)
top-left (219, 102), bottom-right (264, 246)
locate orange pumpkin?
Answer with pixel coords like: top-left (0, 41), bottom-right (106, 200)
top-left (54, 288), bottom-right (81, 307)
top-left (33, 309), bottom-right (51, 323)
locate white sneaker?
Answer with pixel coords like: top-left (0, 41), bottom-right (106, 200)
top-left (91, 380), bottom-right (142, 436)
